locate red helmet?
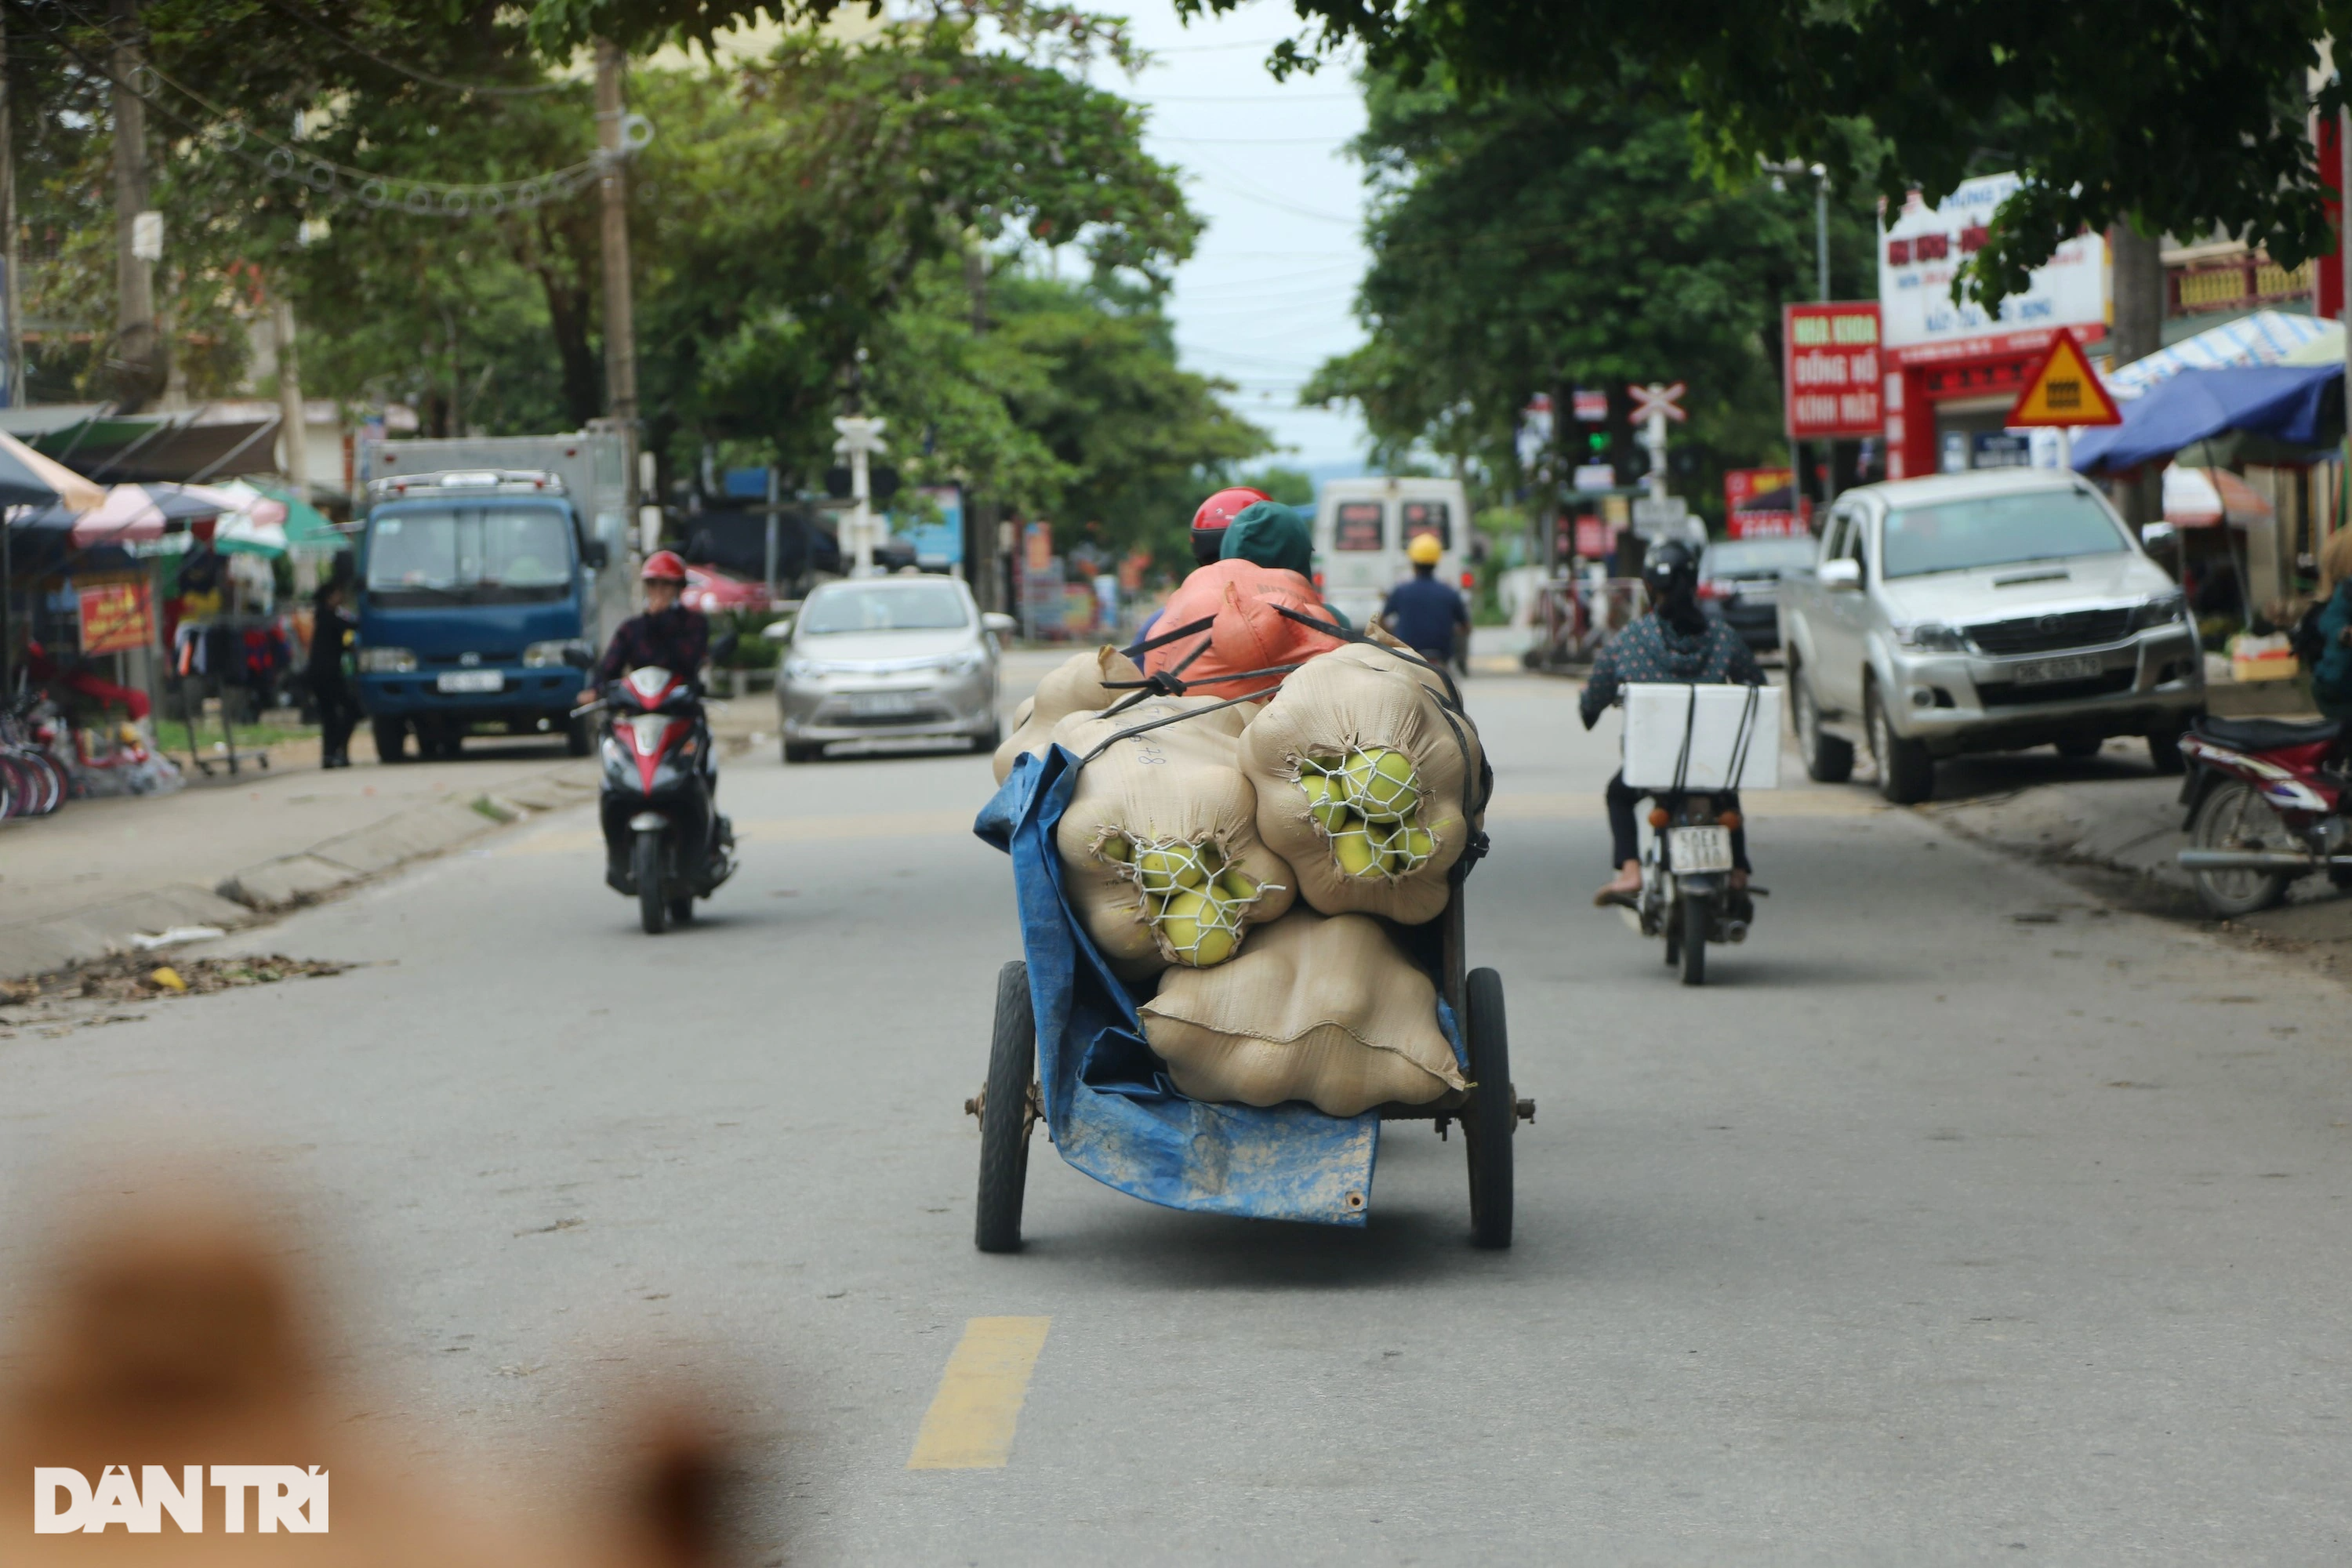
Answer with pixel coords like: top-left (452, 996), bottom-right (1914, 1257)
top-left (1190, 487), bottom-right (1270, 539)
top-left (641, 549), bottom-right (688, 583)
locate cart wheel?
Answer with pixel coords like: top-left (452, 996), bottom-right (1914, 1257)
top-left (1462, 966), bottom-right (1514, 1249)
top-left (976, 960), bottom-right (1037, 1254)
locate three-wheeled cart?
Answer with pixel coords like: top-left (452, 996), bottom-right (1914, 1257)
top-left (971, 744), bottom-right (1530, 1252)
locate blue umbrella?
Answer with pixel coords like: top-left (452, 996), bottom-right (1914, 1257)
top-left (2073, 363), bottom-right (2344, 474)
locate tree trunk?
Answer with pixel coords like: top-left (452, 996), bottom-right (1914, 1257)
top-left (2108, 223), bottom-right (2166, 528)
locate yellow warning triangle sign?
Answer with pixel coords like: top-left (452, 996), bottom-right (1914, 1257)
top-left (2006, 329), bottom-right (2122, 427)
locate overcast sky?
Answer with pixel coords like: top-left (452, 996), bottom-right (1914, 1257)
top-left (1090, 2), bottom-right (1374, 474)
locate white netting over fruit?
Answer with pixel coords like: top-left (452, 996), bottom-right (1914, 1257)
top-left (1294, 746), bottom-right (1439, 881)
top-left (1094, 831), bottom-right (1282, 967)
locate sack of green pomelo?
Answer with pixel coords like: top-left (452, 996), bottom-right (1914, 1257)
top-left (992, 645), bottom-right (1145, 785)
top-left (1049, 695), bottom-right (1298, 982)
top-left (1141, 906), bottom-right (1466, 1116)
top-left (1237, 640), bottom-right (1486, 926)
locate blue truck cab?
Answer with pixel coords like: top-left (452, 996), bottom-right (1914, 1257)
top-left (354, 469), bottom-right (612, 760)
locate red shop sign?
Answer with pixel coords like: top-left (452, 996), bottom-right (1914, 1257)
top-left (1784, 303), bottom-right (1884, 439)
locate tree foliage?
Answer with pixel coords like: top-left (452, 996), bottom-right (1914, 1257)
top-left (1179, 0), bottom-right (2352, 306)
top-left (1305, 71), bottom-right (1877, 520)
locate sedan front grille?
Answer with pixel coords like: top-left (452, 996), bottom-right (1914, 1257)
top-left (1966, 608), bottom-right (2133, 655)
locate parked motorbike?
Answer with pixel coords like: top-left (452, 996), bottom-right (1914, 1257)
top-left (1625, 793), bottom-right (1759, 986)
top-left (580, 652), bottom-right (738, 935)
top-left (2176, 715), bottom-right (2352, 918)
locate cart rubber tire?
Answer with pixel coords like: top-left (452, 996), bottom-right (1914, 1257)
top-left (1463, 966), bottom-right (1514, 1250)
top-left (976, 960), bottom-right (1036, 1254)
top-left (634, 832), bottom-right (669, 935)
top-left (1679, 894), bottom-right (1708, 986)
top-left (372, 717), bottom-right (408, 763)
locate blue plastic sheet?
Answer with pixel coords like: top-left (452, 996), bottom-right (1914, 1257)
top-left (2072, 363), bottom-right (2345, 474)
top-left (974, 746), bottom-right (1380, 1226)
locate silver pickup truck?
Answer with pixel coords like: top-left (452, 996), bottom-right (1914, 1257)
top-left (1777, 468), bottom-right (2204, 803)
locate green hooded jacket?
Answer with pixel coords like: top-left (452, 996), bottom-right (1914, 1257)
top-left (1216, 500), bottom-right (1348, 629)
top-left (1218, 501), bottom-right (1315, 576)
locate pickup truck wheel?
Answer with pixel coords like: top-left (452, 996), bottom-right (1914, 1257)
top-left (566, 714), bottom-right (593, 757)
top-left (371, 717), bottom-right (408, 763)
top-left (1866, 683), bottom-right (1936, 804)
top-left (2146, 723), bottom-right (2187, 775)
top-left (2053, 736), bottom-right (2103, 760)
top-left (1790, 665), bottom-right (1854, 783)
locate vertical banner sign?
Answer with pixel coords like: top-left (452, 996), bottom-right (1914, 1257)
top-left (1784, 303), bottom-right (1884, 438)
top-left (78, 580), bottom-right (154, 655)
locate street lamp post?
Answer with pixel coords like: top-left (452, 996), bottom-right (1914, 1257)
top-left (833, 416), bottom-right (887, 576)
top-left (1765, 158), bottom-right (1835, 503)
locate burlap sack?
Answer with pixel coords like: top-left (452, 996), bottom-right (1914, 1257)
top-left (1239, 641), bottom-right (1486, 925)
top-left (992, 645), bottom-right (1144, 782)
top-left (1141, 907), bottom-right (1465, 1116)
top-left (1051, 695), bottom-right (1297, 980)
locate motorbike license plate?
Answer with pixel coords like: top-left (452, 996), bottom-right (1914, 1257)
top-left (435, 670), bottom-right (503, 693)
top-left (1669, 826), bottom-right (1734, 873)
top-left (2013, 654), bottom-right (2103, 685)
top-left (846, 692), bottom-right (920, 717)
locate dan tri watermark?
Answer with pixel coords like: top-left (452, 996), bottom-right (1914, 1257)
top-left (33, 1465), bottom-right (328, 1534)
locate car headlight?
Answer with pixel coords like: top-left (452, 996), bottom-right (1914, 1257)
top-left (2131, 591), bottom-right (2187, 631)
top-left (522, 638), bottom-right (591, 667)
top-left (357, 646), bottom-right (417, 673)
top-left (1894, 622), bottom-right (1969, 652)
top-left (782, 655), bottom-right (823, 681)
top-left (936, 648), bottom-right (987, 675)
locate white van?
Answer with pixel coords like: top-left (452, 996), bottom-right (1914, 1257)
top-left (1312, 476), bottom-right (1473, 633)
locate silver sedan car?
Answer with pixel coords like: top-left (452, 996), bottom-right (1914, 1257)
top-left (768, 576), bottom-right (1014, 762)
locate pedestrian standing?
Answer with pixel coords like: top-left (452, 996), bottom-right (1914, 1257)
top-left (309, 577), bottom-right (360, 768)
top-left (1377, 532), bottom-right (1470, 668)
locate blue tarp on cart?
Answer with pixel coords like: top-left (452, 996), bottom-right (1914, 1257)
top-left (975, 745), bottom-right (1380, 1225)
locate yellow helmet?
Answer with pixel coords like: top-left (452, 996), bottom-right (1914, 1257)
top-left (1406, 532), bottom-right (1443, 565)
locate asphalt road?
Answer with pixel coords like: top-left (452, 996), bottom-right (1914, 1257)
top-left (5, 656), bottom-right (2349, 1563)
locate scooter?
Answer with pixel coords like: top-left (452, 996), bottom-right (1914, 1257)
top-left (583, 659), bottom-right (738, 934)
top-left (2176, 714), bottom-right (2351, 918)
top-left (1626, 792), bottom-right (1759, 986)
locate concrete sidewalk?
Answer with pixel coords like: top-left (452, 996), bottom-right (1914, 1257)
top-left (0, 739), bottom-right (603, 982)
top-left (1922, 740), bottom-right (2352, 982)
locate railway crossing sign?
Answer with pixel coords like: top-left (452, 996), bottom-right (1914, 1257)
top-left (1628, 382), bottom-right (1688, 423)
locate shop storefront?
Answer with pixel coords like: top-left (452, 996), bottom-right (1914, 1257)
top-left (1878, 173), bottom-right (2110, 480)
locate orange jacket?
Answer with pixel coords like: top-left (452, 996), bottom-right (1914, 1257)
top-left (1142, 560), bottom-right (1345, 700)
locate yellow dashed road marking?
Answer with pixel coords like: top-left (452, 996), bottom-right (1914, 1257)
top-left (907, 1316), bottom-right (1051, 1470)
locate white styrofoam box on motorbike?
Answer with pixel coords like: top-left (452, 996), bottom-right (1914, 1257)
top-left (1621, 682), bottom-right (1784, 791)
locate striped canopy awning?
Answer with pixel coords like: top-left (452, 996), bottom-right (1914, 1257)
top-left (2105, 310), bottom-right (2340, 400)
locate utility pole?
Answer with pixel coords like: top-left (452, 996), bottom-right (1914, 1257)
top-left (833, 416), bottom-right (887, 576)
top-left (272, 293), bottom-right (311, 585)
top-left (0, 11), bottom-right (20, 408)
top-left (2108, 222), bottom-right (2165, 528)
top-left (111, 0), bottom-right (157, 408)
top-left (593, 40), bottom-right (637, 455)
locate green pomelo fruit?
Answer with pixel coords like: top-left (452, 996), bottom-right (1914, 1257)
top-left (1134, 845), bottom-right (1207, 895)
top-left (1330, 826), bottom-right (1383, 879)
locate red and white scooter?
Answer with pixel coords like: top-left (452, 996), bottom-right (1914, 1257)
top-left (2176, 715), bottom-right (2352, 917)
top-left (593, 664), bottom-right (736, 934)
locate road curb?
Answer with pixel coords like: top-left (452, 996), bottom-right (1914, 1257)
top-left (0, 760), bottom-right (597, 983)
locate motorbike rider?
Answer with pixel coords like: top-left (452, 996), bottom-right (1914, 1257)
top-left (583, 550), bottom-right (709, 699)
top-left (1581, 538), bottom-right (1763, 907)
top-left (583, 550), bottom-right (722, 891)
top-left (1124, 486), bottom-right (1271, 655)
